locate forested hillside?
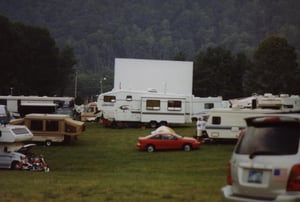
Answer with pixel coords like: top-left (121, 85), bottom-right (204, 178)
top-left (1, 0), bottom-right (299, 74)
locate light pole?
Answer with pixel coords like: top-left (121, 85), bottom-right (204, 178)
top-left (74, 71), bottom-right (78, 98)
top-left (10, 87), bottom-right (14, 96)
top-left (100, 77), bottom-right (107, 94)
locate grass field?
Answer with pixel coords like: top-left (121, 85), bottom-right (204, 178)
top-left (0, 123), bottom-right (234, 202)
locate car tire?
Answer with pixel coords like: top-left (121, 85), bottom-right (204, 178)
top-left (11, 161), bottom-right (20, 170)
top-left (183, 144), bottom-right (191, 151)
top-left (160, 121), bottom-right (168, 126)
top-left (147, 145), bottom-right (155, 152)
top-left (149, 121), bottom-right (157, 128)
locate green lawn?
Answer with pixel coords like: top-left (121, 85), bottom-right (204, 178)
top-left (0, 123), bottom-right (234, 202)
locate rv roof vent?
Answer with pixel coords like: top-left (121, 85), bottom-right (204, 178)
top-left (264, 93), bottom-right (273, 97)
top-left (147, 88), bottom-right (157, 93)
top-left (280, 94), bottom-right (289, 98)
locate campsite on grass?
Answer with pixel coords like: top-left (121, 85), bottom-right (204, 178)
top-left (0, 122), bottom-right (234, 202)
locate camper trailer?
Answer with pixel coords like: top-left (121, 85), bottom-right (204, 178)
top-left (10, 114), bottom-right (85, 146)
top-left (0, 124), bottom-right (33, 152)
top-left (230, 93), bottom-right (300, 110)
top-left (0, 96), bottom-right (74, 118)
top-left (97, 89), bottom-right (225, 128)
top-left (206, 94), bottom-right (300, 141)
top-left (80, 102), bottom-right (101, 122)
top-left (0, 105), bottom-right (33, 152)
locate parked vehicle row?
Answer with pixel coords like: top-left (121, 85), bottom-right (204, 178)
top-left (0, 105), bottom-right (86, 171)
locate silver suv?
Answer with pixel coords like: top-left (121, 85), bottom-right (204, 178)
top-left (222, 114), bottom-right (300, 202)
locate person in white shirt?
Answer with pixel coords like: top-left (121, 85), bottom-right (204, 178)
top-left (196, 117), bottom-right (206, 137)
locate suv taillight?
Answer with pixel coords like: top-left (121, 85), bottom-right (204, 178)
top-left (287, 164), bottom-right (300, 191)
top-left (227, 162), bottom-right (232, 185)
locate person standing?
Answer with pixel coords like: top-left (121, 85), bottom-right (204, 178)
top-left (196, 117), bottom-right (206, 138)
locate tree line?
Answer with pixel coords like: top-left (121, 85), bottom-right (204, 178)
top-left (0, 15), bottom-right (76, 96)
top-left (0, 15), bottom-right (299, 100)
top-left (192, 35), bottom-right (299, 99)
top-left (0, 0), bottom-right (299, 74)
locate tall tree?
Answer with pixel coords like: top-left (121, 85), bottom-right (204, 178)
top-left (0, 16), bottom-right (77, 96)
top-left (243, 35), bottom-right (299, 95)
top-left (57, 45), bottom-right (77, 95)
top-left (193, 46), bottom-right (245, 99)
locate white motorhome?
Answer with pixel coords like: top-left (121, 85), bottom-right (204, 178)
top-left (97, 89), bottom-right (225, 128)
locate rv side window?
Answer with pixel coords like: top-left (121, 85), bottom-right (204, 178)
top-left (168, 100), bottom-right (182, 111)
top-left (30, 120), bottom-right (43, 131)
top-left (65, 124), bottom-right (76, 133)
top-left (46, 120), bottom-right (59, 131)
top-left (126, 95), bottom-right (132, 101)
top-left (212, 116), bottom-right (221, 125)
top-left (104, 96), bottom-right (116, 103)
top-left (204, 103), bottom-right (214, 109)
top-left (0, 99), bottom-right (7, 105)
top-left (146, 100), bottom-right (160, 110)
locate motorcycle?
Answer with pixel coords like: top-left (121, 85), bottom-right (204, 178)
top-left (21, 154), bottom-right (50, 172)
top-left (17, 144), bottom-right (50, 172)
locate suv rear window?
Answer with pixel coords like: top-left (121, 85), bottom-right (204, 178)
top-left (235, 122), bottom-right (300, 156)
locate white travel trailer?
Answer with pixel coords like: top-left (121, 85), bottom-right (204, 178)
top-left (0, 96), bottom-right (74, 117)
top-left (230, 93), bottom-right (300, 110)
top-left (206, 94), bottom-right (300, 141)
top-left (97, 89), bottom-right (225, 128)
top-left (205, 108), bottom-right (285, 141)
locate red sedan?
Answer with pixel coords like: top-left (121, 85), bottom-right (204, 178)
top-left (136, 126), bottom-right (201, 152)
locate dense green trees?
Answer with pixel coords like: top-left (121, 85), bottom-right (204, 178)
top-left (243, 35), bottom-right (299, 95)
top-left (0, 15), bottom-right (76, 96)
top-left (1, 1), bottom-right (300, 98)
top-left (0, 0), bottom-right (299, 73)
top-left (193, 47), bottom-right (249, 99)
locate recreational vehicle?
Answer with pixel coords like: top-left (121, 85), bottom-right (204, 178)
top-left (80, 102), bottom-right (101, 122)
top-left (10, 114), bottom-right (85, 146)
top-left (0, 96), bottom-right (74, 117)
top-left (230, 93), bottom-right (300, 110)
top-left (97, 89), bottom-right (225, 128)
top-left (0, 105), bottom-right (33, 152)
top-left (206, 94), bottom-right (300, 141)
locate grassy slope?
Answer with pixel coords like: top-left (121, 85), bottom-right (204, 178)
top-left (0, 123), bottom-right (234, 202)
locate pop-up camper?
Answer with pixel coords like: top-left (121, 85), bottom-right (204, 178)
top-left (10, 114), bottom-right (85, 146)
